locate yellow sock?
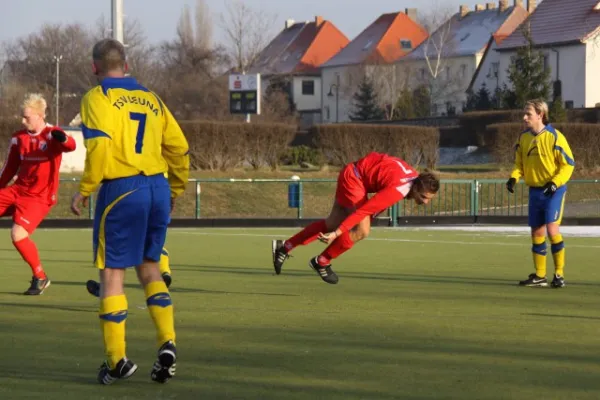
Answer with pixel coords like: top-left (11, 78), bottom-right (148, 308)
top-left (145, 280), bottom-right (175, 347)
top-left (159, 248), bottom-right (171, 275)
top-left (550, 234), bottom-right (565, 277)
top-left (99, 294), bottom-right (128, 369)
top-left (531, 236), bottom-right (547, 278)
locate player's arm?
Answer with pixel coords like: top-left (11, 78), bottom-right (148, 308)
top-left (551, 133), bottom-right (575, 187)
top-left (160, 100), bottom-right (190, 198)
top-left (78, 90), bottom-right (112, 197)
top-left (48, 128), bottom-right (76, 153)
top-left (509, 135), bottom-right (524, 182)
top-left (337, 184), bottom-right (409, 233)
top-left (0, 137), bottom-right (21, 188)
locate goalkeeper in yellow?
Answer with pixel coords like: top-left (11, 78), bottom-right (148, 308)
top-left (506, 99), bottom-right (574, 289)
top-left (70, 39), bottom-right (189, 385)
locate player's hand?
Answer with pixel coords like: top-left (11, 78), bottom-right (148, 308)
top-left (543, 181), bottom-right (557, 197)
top-left (50, 129), bottom-right (67, 143)
top-left (506, 178), bottom-right (516, 193)
top-left (317, 231), bottom-right (339, 245)
top-left (71, 192), bottom-right (89, 216)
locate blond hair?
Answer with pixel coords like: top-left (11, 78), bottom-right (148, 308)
top-left (22, 93), bottom-right (47, 117)
top-left (525, 99), bottom-right (549, 125)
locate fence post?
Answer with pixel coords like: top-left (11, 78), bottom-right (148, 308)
top-left (297, 181), bottom-right (303, 219)
top-left (391, 203), bottom-right (399, 227)
top-left (195, 181), bottom-right (201, 219)
top-left (470, 180), bottom-right (479, 219)
top-left (88, 196), bottom-right (94, 220)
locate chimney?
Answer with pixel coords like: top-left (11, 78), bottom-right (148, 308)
top-left (285, 19), bottom-right (295, 29)
top-left (475, 4), bottom-right (485, 11)
top-left (499, 0), bottom-right (508, 11)
top-left (460, 4), bottom-right (469, 17)
top-left (315, 15), bottom-right (324, 27)
top-left (405, 8), bottom-right (418, 21)
top-left (514, 0), bottom-right (523, 8)
top-left (527, 0), bottom-right (536, 12)
top-left (486, 2), bottom-right (496, 10)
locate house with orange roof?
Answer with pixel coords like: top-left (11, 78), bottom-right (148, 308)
top-left (320, 9), bottom-right (428, 123)
top-left (246, 16), bottom-right (349, 123)
top-left (397, 1), bottom-right (529, 116)
top-left (494, 0), bottom-right (600, 109)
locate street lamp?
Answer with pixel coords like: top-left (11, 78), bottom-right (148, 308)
top-left (327, 73), bottom-right (340, 123)
top-left (53, 55), bottom-right (62, 126)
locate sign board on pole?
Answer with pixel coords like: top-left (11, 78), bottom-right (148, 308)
top-left (229, 74), bottom-right (261, 115)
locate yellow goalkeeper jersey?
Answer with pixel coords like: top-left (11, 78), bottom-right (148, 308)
top-left (79, 76), bottom-right (189, 198)
top-left (510, 124), bottom-right (574, 188)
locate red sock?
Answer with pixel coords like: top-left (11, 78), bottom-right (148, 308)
top-left (13, 237), bottom-right (46, 279)
top-left (284, 220), bottom-right (328, 252)
top-left (318, 231), bottom-right (355, 266)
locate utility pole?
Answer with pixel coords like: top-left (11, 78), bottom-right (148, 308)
top-left (53, 55), bottom-right (62, 126)
top-left (111, 0), bottom-right (125, 44)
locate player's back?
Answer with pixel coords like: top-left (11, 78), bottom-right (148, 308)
top-left (80, 77), bottom-right (168, 180)
top-left (354, 152), bottom-right (417, 192)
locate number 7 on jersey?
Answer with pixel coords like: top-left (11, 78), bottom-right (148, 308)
top-left (130, 112), bottom-right (147, 154)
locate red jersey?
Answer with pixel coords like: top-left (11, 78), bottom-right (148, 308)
top-left (0, 125), bottom-right (77, 205)
top-left (339, 152), bottom-right (418, 232)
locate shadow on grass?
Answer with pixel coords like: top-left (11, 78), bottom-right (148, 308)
top-left (0, 301), bottom-right (95, 313)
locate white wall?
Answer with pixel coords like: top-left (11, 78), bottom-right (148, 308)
top-left (60, 128), bottom-right (86, 172)
top-left (396, 54), bottom-right (479, 116)
top-left (470, 41), bottom-right (503, 95)
top-left (292, 76), bottom-right (321, 111)
top-left (497, 43), bottom-right (586, 107)
top-left (321, 66), bottom-right (358, 123)
top-left (585, 38), bottom-right (600, 107)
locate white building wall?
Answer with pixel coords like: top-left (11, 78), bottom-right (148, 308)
top-left (292, 76), bottom-right (322, 111)
top-left (585, 39), bottom-right (600, 107)
top-left (321, 65), bottom-right (360, 123)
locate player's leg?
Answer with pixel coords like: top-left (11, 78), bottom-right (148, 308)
top-left (546, 186), bottom-right (567, 288)
top-left (159, 248), bottom-right (172, 288)
top-left (272, 163), bottom-right (364, 274)
top-left (310, 212), bottom-right (371, 285)
top-left (520, 188), bottom-right (548, 287)
top-left (138, 174), bottom-right (176, 383)
top-left (12, 199), bottom-right (52, 295)
top-left (94, 178), bottom-right (149, 384)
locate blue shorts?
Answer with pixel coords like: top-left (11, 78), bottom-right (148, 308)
top-left (528, 185), bottom-right (567, 228)
top-left (93, 174), bottom-right (171, 269)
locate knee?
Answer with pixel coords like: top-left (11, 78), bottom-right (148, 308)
top-left (11, 224), bottom-right (28, 242)
top-left (351, 227), bottom-right (370, 242)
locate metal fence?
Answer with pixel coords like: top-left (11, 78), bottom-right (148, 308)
top-left (53, 178), bottom-right (600, 223)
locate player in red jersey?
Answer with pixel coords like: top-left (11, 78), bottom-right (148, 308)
top-left (0, 94), bottom-right (76, 295)
top-left (272, 152), bottom-right (440, 284)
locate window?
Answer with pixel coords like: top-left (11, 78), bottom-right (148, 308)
top-left (446, 66), bottom-right (451, 80)
top-left (543, 54), bottom-right (550, 71)
top-left (565, 100), bottom-right (574, 109)
top-left (363, 39), bottom-right (374, 51)
top-left (302, 80), bottom-right (315, 95)
top-left (460, 64), bottom-right (467, 78)
top-left (400, 39), bottom-right (412, 50)
top-left (420, 68), bottom-right (426, 80)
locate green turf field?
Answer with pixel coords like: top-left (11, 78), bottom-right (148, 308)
top-left (1, 227), bottom-right (600, 399)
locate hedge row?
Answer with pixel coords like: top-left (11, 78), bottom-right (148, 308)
top-left (312, 123), bottom-right (439, 169)
top-left (486, 123), bottom-right (600, 169)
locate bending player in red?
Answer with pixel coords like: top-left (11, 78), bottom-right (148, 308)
top-left (0, 94), bottom-right (76, 295)
top-left (272, 152), bottom-right (440, 284)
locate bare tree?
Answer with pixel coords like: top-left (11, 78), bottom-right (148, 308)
top-left (219, 0), bottom-right (278, 72)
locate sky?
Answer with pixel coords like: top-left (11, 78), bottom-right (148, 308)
top-left (0, 0), bottom-right (532, 49)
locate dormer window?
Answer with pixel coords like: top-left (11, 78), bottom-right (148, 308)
top-left (400, 39), bottom-right (412, 50)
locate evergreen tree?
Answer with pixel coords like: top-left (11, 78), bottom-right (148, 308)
top-left (393, 89), bottom-right (416, 120)
top-left (549, 96), bottom-right (568, 123)
top-left (412, 85), bottom-right (431, 117)
top-left (349, 76), bottom-right (385, 121)
top-left (475, 84), bottom-right (492, 110)
top-left (464, 89), bottom-right (479, 112)
top-left (505, 25), bottom-right (551, 107)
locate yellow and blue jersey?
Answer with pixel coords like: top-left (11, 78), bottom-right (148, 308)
top-left (81, 77), bottom-right (189, 269)
top-left (79, 77), bottom-right (189, 198)
top-left (510, 125), bottom-right (574, 188)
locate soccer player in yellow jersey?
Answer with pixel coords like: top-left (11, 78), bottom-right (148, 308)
top-left (506, 99), bottom-right (574, 289)
top-left (70, 39), bottom-right (189, 385)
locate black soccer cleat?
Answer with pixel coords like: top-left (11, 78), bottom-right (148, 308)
top-left (551, 274), bottom-right (565, 288)
top-left (24, 276), bottom-right (51, 295)
top-left (86, 280), bottom-right (101, 297)
top-left (518, 273), bottom-right (548, 287)
top-left (97, 358), bottom-right (138, 385)
top-left (308, 257), bottom-right (339, 284)
top-left (272, 239), bottom-right (290, 275)
top-left (161, 272), bottom-right (172, 288)
top-left (151, 340), bottom-right (177, 383)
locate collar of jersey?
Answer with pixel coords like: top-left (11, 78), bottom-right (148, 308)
top-left (100, 77), bottom-right (148, 95)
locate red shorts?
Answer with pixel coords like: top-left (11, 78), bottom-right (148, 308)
top-left (0, 186), bottom-right (52, 234)
top-left (335, 163), bottom-right (368, 210)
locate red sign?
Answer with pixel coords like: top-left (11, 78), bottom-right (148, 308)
top-left (234, 79), bottom-right (242, 89)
